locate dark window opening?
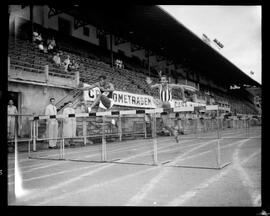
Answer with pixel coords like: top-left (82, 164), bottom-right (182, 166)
top-left (58, 17), bottom-right (71, 36)
top-left (83, 27), bottom-right (89, 37)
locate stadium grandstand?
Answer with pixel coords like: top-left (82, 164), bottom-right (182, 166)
top-left (7, 5), bottom-right (263, 207)
top-left (8, 5), bottom-right (261, 151)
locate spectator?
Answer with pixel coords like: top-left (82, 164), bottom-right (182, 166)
top-left (115, 59), bottom-right (121, 68)
top-left (209, 95), bottom-right (215, 105)
top-left (62, 101), bottom-right (76, 148)
top-left (38, 41), bottom-right (48, 53)
top-left (120, 59), bottom-right (124, 69)
top-left (53, 52), bottom-right (61, 67)
top-left (7, 99), bottom-right (18, 139)
top-left (47, 37), bottom-right (56, 53)
top-left (68, 59), bottom-right (79, 71)
top-left (63, 55), bottom-right (71, 72)
top-left (45, 97), bottom-right (58, 149)
top-left (33, 31), bottom-right (42, 44)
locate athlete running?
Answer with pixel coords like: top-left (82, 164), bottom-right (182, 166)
top-left (146, 73), bottom-right (192, 143)
top-left (78, 75), bottom-right (115, 112)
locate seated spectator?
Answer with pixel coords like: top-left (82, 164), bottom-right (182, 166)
top-left (63, 55), bottom-right (71, 72)
top-left (38, 41), bottom-right (48, 54)
top-left (209, 95), bottom-right (215, 105)
top-left (32, 31), bottom-right (38, 42)
top-left (53, 52), bottom-right (61, 67)
top-left (115, 59), bottom-right (121, 68)
top-left (68, 60), bottom-right (79, 71)
top-left (33, 31), bottom-right (43, 45)
top-left (47, 37), bottom-right (56, 53)
top-left (119, 60), bottom-right (124, 69)
top-left (38, 41), bottom-right (45, 52)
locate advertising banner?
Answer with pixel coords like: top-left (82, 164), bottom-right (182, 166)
top-left (83, 83), bottom-right (207, 109)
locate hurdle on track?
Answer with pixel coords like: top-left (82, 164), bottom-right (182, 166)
top-left (9, 105), bottom-right (261, 170)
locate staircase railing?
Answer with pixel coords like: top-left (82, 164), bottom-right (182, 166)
top-left (56, 88), bottom-right (82, 112)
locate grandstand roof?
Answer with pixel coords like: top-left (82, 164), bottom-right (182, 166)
top-left (50, 4), bottom-right (260, 87)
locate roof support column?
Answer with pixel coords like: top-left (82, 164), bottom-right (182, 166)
top-left (29, 5), bottom-right (33, 41)
top-left (110, 34), bottom-right (114, 68)
top-left (147, 49), bottom-right (150, 77)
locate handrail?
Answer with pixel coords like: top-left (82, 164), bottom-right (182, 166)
top-left (55, 88), bottom-right (81, 108)
top-left (10, 58), bottom-right (44, 69)
top-left (57, 91), bottom-right (82, 112)
top-left (10, 64), bottom-right (44, 74)
top-left (48, 71), bottom-right (76, 79)
top-left (10, 57), bottom-right (76, 79)
top-left (55, 89), bottom-right (78, 107)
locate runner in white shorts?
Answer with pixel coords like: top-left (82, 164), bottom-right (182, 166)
top-left (146, 73), bottom-right (188, 143)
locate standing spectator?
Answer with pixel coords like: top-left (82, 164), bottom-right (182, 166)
top-left (62, 102), bottom-right (76, 147)
top-left (45, 97), bottom-right (58, 149)
top-left (7, 99), bottom-right (18, 139)
top-left (53, 52), bottom-right (61, 67)
top-left (63, 55), bottom-right (71, 72)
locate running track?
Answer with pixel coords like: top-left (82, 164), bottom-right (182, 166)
top-left (8, 126), bottom-right (261, 206)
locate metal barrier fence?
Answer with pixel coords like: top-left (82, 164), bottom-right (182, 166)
top-left (9, 106), bottom-right (261, 170)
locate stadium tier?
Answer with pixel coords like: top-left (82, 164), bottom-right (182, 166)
top-left (8, 35), bottom-right (258, 115)
top-left (8, 5), bottom-right (261, 119)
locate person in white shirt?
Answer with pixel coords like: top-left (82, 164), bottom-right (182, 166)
top-left (53, 52), bottom-right (61, 67)
top-left (47, 37), bottom-right (56, 53)
top-left (45, 97), bottom-right (58, 149)
top-left (62, 102), bottom-right (76, 147)
top-left (63, 55), bottom-right (71, 72)
top-left (33, 31), bottom-right (42, 44)
top-left (7, 99), bottom-right (18, 139)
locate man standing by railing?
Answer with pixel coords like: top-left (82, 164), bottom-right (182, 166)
top-left (62, 101), bottom-right (76, 148)
top-left (7, 99), bottom-right (18, 139)
top-left (45, 97), bottom-right (58, 149)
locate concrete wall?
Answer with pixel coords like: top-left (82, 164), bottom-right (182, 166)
top-left (8, 81), bottom-right (70, 115)
top-left (8, 81), bottom-right (71, 136)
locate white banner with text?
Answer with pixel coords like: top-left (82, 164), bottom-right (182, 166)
top-left (83, 84), bottom-right (207, 109)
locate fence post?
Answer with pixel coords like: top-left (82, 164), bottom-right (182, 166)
top-left (75, 71), bottom-right (80, 87)
top-left (33, 120), bottom-right (36, 152)
top-left (216, 139), bottom-right (221, 169)
top-left (101, 115), bottom-right (107, 161)
top-left (118, 115), bottom-right (122, 142)
top-left (152, 112), bottom-right (158, 165)
top-left (144, 114), bottom-right (147, 139)
top-left (8, 56), bottom-right (10, 71)
top-left (28, 119), bottom-right (33, 158)
top-left (83, 118), bottom-right (87, 146)
top-left (44, 65), bottom-right (49, 83)
top-left (151, 114), bottom-right (155, 138)
top-left (216, 109), bottom-right (221, 169)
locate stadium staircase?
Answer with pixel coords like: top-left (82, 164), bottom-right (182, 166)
top-left (55, 88), bottom-right (82, 113)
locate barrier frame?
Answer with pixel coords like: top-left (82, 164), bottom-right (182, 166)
top-left (12, 106), bottom-right (260, 169)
